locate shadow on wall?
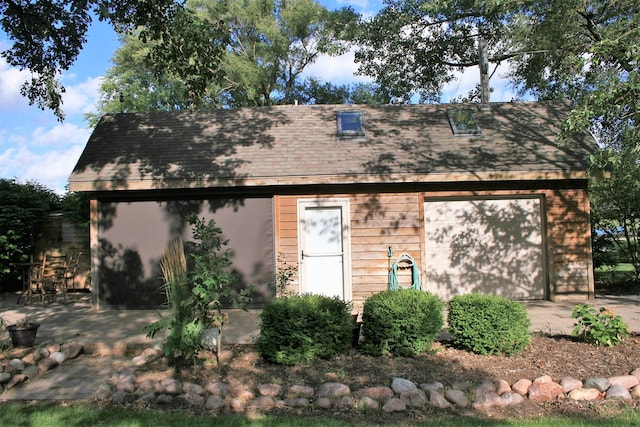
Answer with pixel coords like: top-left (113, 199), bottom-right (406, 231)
top-left (98, 197), bottom-right (275, 309)
top-left (424, 198), bottom-right (546, 300)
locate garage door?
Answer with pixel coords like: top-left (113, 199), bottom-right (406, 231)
top-left (424, 198), bottom-right (546, 300)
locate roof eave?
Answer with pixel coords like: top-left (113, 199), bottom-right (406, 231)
top-left (68, 170), bottom-right (589, 192)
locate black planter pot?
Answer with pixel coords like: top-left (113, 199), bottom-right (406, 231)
top-left (6, 323), bottom-right (40, 348)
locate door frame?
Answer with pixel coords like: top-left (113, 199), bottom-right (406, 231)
top-left (297, 198), bottom-right (352, 300)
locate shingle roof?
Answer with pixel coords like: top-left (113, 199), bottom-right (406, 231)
top-left (68, 102), bottom-right (596, 192)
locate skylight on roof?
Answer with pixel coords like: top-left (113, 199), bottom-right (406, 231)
top-left (337, 111), bottom-right (365, 136)
top-left (447, 109), bottom-right (481, 136)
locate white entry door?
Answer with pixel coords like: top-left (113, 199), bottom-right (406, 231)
top-left (298, 199), bottom-right (351, 300)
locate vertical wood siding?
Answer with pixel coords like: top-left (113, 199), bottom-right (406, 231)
top-left (274, 185), bottom-right (593, 305)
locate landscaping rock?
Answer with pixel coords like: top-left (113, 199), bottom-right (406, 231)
top-left (382, 397), bottom-right (406, 413)
top-left (429, 391), bottom-right (452, 409)
top-left (137, 378), bottom-right (161, 394)
top-left (284, 397), bottom-right (310, 408)
top-left (116, 377), bottom-right (136, 393)
top-left (444, 389), bottom-right (469, 407)
top-left (183, 382), bottom-right (204, 396)
top-left (606, 385), bottom-right (631, 400)
top-left (94, 383), bottom-right (114, 400)
top-left (533, 374), bottom-right (553, 384)
top-left (568, 388), bottom-right (601, 401)
top-left (160, 378), bottom-right (182, 395)
top-left (37, 357), bottom-right (58, 373)
top-left (249, 396), bottom-right (277, 410)
top-left (496, 379), bottom-right (511, 395)
top-left (314, 397), bottom-right (333, 409)
top-left (46, 343), bottom-right (61, 354)
top-left (49, 351), bottom-right (66, 364)
top-left (111, 390), bottom-right (135, 404)
top-left (420, 382), bottom-right (444, 394)
top-left (231, 386), bottom-right (255, 401)
top-left (205, 395), bottom-right (225, 410)
top-left (22, 365), bottom-right (38, 379)
top-left (583, 377), bottom-right (610, 392)
top-left (608, 375), bottom-right (639, 390)
top-left (400, 388), bottom-right (427, 407)
top-left (501, 392), bottom-right (524, 406)
top-left (318, 382), bottom-right (350, 398)
top-left (336, 395), bottom-right (356, 409)
top-left (391, 377), bottom-right (416, 393)
top-left (0, 372), bottom-right (12, 385)
top-left (258, 383), bottom-right (281, 397)
top-left (178, 392), bottom-right (205, 407)
top-left (359, 396), bottom-right (379, 410)
top-left (61, 342), bottom-right (84, 359)
top-left (359, 386), bottom-right (394, 402)
top-left (560, 376), bottom-right (582, 393)
top-left (512, 379), bottom-right (532, 396)
top-left (472, 392), bottom-right (502, 410)
top-left (206, 381), bottom-right (230, 397)
top-left (528, 381), bottom-right (564, 403)
top-left (156, 394), bottom-right (174, 405)
top-left (287, 384), bottom-right (314, 398)
top-left (8, 358), bottom-right (24, 372)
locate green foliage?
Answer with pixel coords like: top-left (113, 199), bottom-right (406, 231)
top-left (571, 304), bottom-right (630, 347)
top-left (188, 213), bottom-right (253, 330)
top-left (273, 252), bottom-right (297, 298)
top-left (0, 178), bottom-right (60, 286)
top-left (90, 0), bottom-right (356, 117)
top-left (257, 294), bottom-right (353, 365)
top-left (448, 294), bottom-right (531, 356)
top-left (61, 191), bottom-right (91, 228)
top-left (145, 214), bottom-right (252, 363)
top-left (1, 0), bottom-right (205, 120)
top-left (361, 289), bottom-right (444, 357)
top-left (590, 144), bottom-right (640, 280)
top-left (353, 0), bottom-right (638, 152)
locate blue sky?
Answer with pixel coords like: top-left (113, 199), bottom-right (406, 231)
top-left (0, 0), bottom-right (516, 194)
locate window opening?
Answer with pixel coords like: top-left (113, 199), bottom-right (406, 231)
top-left (337, 111), bottom-right (365, 136)
top-left (447, 109), bottom-right (481, 136)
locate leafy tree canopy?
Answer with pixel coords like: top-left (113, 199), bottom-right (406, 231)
top-left (0, 178), bottom-right (61, 285)
top-left (1, 0), bottom-right (227, 120)
top-left (354, 0), bottom-right (639, 141)
top-left (86, 0), bottom-right (360, 121)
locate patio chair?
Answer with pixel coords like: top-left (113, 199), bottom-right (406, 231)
top-left (62, 252), bottom-right (80, 301)
top-left (18, 256), bottom-right (53, 304)
top-left (43, 254), bottom-right (69, 303)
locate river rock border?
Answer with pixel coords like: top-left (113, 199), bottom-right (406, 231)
top-left (0, 341), bottom-right (85, 391)
top-left (95, 346), bottom-right (640, 413)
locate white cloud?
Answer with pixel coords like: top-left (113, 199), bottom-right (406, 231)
top-left (0, 60), bottom-right (32, 111)
top-left (61, 75), bottom-right (103, 115)
top-left (442, 62), bottom-right (517, 103)
top-left (0, 123), bottom-right (90, 193)
top-left (31, 123), bottom-right (91, 148)
top-left (304, 49), bottom-right (372, 86)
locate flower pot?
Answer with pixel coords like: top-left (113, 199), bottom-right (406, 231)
top-left (7, 323), bottom-right (40, 348)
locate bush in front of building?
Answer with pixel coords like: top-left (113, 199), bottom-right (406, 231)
top-left (361, 289), bottom-right (444, 357)
top-left (448, 294), bottom-right (531, 356)
top-left (257, 294), bottom-right (353, 365)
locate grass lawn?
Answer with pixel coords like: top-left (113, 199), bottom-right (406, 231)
top-left (595, 263), bottom-right (637, 285)
top-left (0, 402), bottom-right (639, 427)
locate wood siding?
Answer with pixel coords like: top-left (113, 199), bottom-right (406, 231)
top-left (275, 185), bottom-right (593, 306)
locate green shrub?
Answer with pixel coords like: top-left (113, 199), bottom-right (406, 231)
top-left (571, 303), bottom-right (630, 346)
top-left (257, 294), bottom-right (353, 365)
top-left (448, 294), bottom-right (531, 356)
top-left (361, 289), bottom-right (444, 357)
